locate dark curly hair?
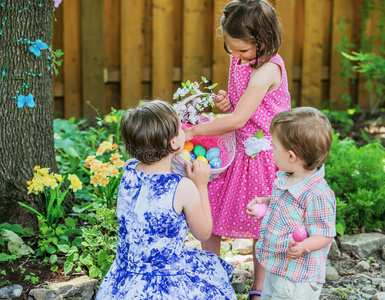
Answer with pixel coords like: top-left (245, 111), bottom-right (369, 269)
top-left (120, 100), bottom-right (180, 164)
top-left (221, 0), bottom-right (281, 69)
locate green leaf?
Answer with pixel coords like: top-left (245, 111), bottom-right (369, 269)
top-left (336, 223), bottom-right (345, 236)
top-left (49, 254), bottom-right (58, 264)
top-left (45, 245), bottom-right (56, 254)
top-left (65, 217), bottom-right (76, 228)
top-left (57, 243), bottom-right (70, 253)
top-left (97, 250), bottom-right (108, 265)
top-left (63, 261), bottom-right (73, 275)
top-left (79, 253), bottom-right (93, 266)
top-left (55, 49), bottom-right (64, 58)
top-left (56, 59), bottom-right (63, 67)
top-left (89, 266), bottom-right (101, 278)
top-left (253, 130), bottom-right (264, 139)
top-left (54, 69), bottom-right (59, 76)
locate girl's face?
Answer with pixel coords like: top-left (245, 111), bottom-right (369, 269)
top-left (224, 35), bottom-right (257, 63)
top-left (173, 121), bottom-right (186, 155)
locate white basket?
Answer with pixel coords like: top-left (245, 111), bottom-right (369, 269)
top-left (171, 116), bottom-right (236, 182)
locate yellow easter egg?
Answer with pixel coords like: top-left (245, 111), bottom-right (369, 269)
top-left (180, 149), bottom-right (191, 161)
top-left (183, 141), bottom-right (194, 152)
top-left (196, 156), bottom-right (209, 164)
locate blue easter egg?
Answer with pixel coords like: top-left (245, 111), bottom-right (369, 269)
top-left (206, 147), bottom-right (220, 161)
top-left (190, 153), bottom-right (197, 161)
top-left (209, 157), bottom-right (222, 169)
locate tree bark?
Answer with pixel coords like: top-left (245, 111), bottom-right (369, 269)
top-left (0, 0), bottom-right (59, 230)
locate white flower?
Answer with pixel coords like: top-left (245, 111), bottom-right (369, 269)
top-left (243, 137), bottom-right (273, 156)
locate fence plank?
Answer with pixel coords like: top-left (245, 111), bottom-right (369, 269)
top-left (152, 0), bottom-right (174, 101)
top-left (212, 0), bottom-right (229, 112)
top-left (121, 0), bottom-right (143, 110)
top-left (183, 0), bottom-right (205, 83)
top-left (104, 0), bottom-right (121, 112)
top-left (301, 0), bottom-right (324, 107)
top-left (81, 0), bottom-right (104, 119)
top-left (62, 1), bottom-right (81, 119)
top-left (275, 0), bottom-right (295, 98)
top-left (329, 0), bottom-right (354, 109)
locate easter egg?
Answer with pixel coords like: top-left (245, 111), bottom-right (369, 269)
top-left (180, 149), bottom-right (191, 161)
top-left (252, 203), bottom-right (268, 218)
top-left (193, 145), bottom-right (206, 157)
top-left (184, 141), bottom-right (194, 152)
top-left (190, 153), bottom-right (197, 161)
top-left (196, 156), bottom-right (209, 164)
top-left (292, 227), bottom-right (307, 242)
top-left (209, 157), bottom-right (222, 169)
top-left (206, 147), bottom-right (221, 161)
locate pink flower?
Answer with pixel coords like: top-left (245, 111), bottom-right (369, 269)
top-left (53, 0), bottom-right (62, 8)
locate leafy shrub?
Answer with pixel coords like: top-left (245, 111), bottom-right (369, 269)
top-left (325, 133), bottom-right (385, 234)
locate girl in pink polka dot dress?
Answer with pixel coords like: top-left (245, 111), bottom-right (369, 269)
top-left (184, 1), bottom-right (290, 298)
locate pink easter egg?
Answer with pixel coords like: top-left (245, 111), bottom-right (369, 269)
top-left (252, 203), bottom-right (268, 218)
top-left (292, 227), bottom-right (307, 242)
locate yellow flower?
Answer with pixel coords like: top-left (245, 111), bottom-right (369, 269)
top-left (70, 180), bottom-right (82, 192)
top-left (91, 176), bottom-right (99, 187)
top-left (111, 168), bottom-right (120, 177)
top-left (69, 174), bottom-right (78, 182)
top-left (27, 181), bottom-right (32, 186)
top-left (96, 147), bottom-right (104, 156)
top-left (48, 179), bottom-right (58, 189)
top-left (101, 177), bottom-right (109, 186)
top-left (34, 166), bottom-right (40, 171)
top-left (55, 174), bottom-right (62, 182)
top-left (114, 159), bottom-right (124, 168)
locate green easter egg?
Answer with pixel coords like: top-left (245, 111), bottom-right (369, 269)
top-left (193, 145), bottom-right (206, 157)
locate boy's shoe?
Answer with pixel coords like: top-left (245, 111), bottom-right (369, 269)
top-left (248, 290), bottom-right (262, 299)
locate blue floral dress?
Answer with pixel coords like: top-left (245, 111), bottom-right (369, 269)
top-left (96, 160), bottom-right (236, 300)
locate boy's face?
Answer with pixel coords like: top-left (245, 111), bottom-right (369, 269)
top-left (271, 134), bottom-right (292, 172)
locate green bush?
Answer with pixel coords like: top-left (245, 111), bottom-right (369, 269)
top-left (325, 133), bottom-right (385, 234)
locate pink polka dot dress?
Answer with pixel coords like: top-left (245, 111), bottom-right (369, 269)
top-left (207, 54), bottom-right (291, 239)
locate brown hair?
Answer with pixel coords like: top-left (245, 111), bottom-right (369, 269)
top-left (120, 100), bottom-right (180, 164)
top-left (221, 0), bottom-right (281, 69)
top-left (270, 107), bottom-right (333, 170)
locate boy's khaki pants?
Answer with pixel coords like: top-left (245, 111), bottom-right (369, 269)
top-left (261, 271), bottom-right (323, 300)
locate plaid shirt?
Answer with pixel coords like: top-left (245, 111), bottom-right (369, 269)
top-left (256, 165), bottom-right (336, 283)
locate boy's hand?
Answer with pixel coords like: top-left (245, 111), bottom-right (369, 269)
top-left (246, 197), bottom-right (270, 220)
top-left (185, 160), bottom-right (211, 189)
top-left (213, 90), bottom-right (231, 112)
top-left (287, 241), bottom-right (306, 260)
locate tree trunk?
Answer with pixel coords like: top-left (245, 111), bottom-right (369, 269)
top-left (0, 1), bottom-right (59, 230)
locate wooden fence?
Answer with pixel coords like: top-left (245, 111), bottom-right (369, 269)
top-left (52, 0), bottom-right (382, 119)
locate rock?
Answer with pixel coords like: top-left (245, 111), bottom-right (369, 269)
top-left (232, 254), bottom-right (253, 264)
top-left (356, 261), bottom-right (371, 272)
top-left (231, 280), bottom-right (246, 293)
top-left (325, 266), bottom-right (340, 281)
top-left (224, 257), bottom-right (236, 266)
top-left (372, 292), bottom-right (385, 300)
top-left (362, 285), bottom-right (377, 294)
top-left (0, 284), bottom-right (23, 299)
top-left (382, 245), bottom-right (385, 260)
top-left (185, 239), bottom-right (201, 250)
top-left (221, 242), bottom-right (231, 252)
top-left (372, 278), bottom-right (385, 285)
top-left (232, 239), bottom-right (253, 255)
top-left (232, 269), bottom-right (253, 279)
top-left (2, 230), bottom-right (34, 256)
top-left (338, 233), bottom-right (385, 258)
top-left (328, 238), bottom-right (341, 259)
top-left (241, 261), bottom-right (253, 272)
top-left (28, 275), bottom-right (98, 300)
top-left (380, 283), bottom-right (385, 291)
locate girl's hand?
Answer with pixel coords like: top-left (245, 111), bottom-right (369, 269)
top-left (214, 90), bottom-right (231, 112)
top-left (246, 197), bottom-right (270, 220)
top-left (183, 127), bottom-right (194, 141)
top-left (287, 241), bottom-right (306, 260)
top-left (186, 160), bottom-right (211, 189)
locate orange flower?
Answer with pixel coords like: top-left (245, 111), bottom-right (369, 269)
top-left (113, 143), bottom-right (118, 150)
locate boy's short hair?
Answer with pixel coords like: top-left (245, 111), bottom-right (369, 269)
top-left (120, 100), bottom-right (180, 164)
top-left (270, 107), bottom-right (332, 170)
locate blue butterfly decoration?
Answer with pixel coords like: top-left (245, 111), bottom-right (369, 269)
top-left (17, 94), bottom-right (35, 109)
top-left (29, 39), bottom-right (49, 57)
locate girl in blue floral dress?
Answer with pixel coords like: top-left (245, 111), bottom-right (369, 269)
top-left (96, 100), bottom-right (236, 300)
